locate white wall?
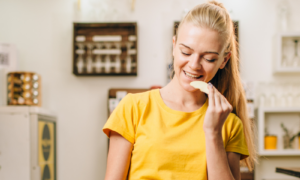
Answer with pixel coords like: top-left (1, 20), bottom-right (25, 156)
top-left (1, 0), bottom-right (300, 180)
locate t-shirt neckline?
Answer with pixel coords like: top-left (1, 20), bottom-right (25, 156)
top-left (153, 89), bottom-right (208, 116)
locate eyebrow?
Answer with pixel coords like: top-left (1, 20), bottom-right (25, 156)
top-left (179, 43), bottom-right (219, 55)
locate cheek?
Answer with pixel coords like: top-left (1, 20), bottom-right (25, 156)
top-left (202, 62), bottom-right (220, 79)
top-left (174, 52), bottom-right (188, 69)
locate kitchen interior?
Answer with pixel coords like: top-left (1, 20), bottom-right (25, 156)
top-left (0, 0), bottom-right (300, 180)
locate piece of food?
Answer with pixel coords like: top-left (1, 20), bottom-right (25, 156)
top-left (190, 81), bottom-right (209, 94)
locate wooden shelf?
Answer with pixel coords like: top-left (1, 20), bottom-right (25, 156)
top-left (259, 107), bottom-right (300, 113)
top-left (259, 149), bottom-right (300, 156)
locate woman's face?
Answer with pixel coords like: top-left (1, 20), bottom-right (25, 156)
top-left (172, 22), bottom-right (230, 92)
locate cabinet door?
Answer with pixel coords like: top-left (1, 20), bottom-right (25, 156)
top-left (0, 113), bottom-right (31, 180)
top-left (38, 119), bottom-right (56, 180)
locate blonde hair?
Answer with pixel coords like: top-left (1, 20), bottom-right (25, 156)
top-left (173, 1), bottom-right (257, 171)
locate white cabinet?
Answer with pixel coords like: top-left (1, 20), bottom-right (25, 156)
top-left (0, 106), bottom-right (57, 180)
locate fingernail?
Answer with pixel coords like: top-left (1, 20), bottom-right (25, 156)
top-left (208, 82), bottom-right (213, 88)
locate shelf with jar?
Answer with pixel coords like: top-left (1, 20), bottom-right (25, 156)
top-left (73, 22), bottom-right (138, 76)
top-left (275, 32), bottom-right (300, 73)
top-left (257, 107), bottom-right (300, 156)
top-left (256, 82), bottom-right (300, 156)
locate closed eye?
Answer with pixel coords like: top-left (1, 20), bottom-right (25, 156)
top-left (205, 58), bottom-right (216, 62)
top-left (181, 52), bottom-right (191, 56)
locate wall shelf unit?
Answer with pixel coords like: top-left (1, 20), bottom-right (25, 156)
top-left (257, 107), bottom-right (300, 156)
top-left (275, 32), bottom-right (300, 73)
top-left (73, 22), bottom-right (138, 76)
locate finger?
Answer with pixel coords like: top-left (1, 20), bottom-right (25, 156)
top-left (222, 96), bottom-right (233, 112)
top-left (208, 82), bottom-right (215, 107)
top-left (214, 88), bottom-right (222, 110)
top-left (221, 96), bottom-right (228, 111)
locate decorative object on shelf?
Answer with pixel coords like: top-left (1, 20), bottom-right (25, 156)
top-left (277, 0), bottom-right (289, 32)
top-left (290, 131), bottom-right (300, 149)
top-left (257, 82), bottom-right (300, 107)
top-left (292, 39), bottom-right (300, 67)
top-left (242, 81), bottom-right (255, 119)
top-left (73, 23), bottom-right (138, 76)
top-left (276, 32), bottom-right (300, 73)
top-left (299, 136), bottom-right (300, 149)
top-left (264, 128), bottom-right (277, 150)
top-left (131, 0), bottom-right (136, 11)
top-left (264, 135), bottom-right (277, 150)
top-left (7, 72), bottom-right (41, 106)
top-left (281, 123), bottom-right (298, 149)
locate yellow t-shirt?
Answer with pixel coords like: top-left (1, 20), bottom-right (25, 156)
top-left (103, 89), bottom-right (249, 180)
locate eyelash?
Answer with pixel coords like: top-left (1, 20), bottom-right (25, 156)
top-left (181, 52), bottom-right (216, 62)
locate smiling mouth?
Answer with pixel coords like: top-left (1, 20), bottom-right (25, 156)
top-left (183, 70), bottom-right (203, 79)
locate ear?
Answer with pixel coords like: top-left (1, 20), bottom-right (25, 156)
top-left (172, 36), bottom-right (176, 57)
top-left (219, 52), bottom-right (231, 69)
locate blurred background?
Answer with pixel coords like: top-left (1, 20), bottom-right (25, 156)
top-left (1, 0), bottom-right (300, 180)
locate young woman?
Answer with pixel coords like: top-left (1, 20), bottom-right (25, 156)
top-left (103, 1), bottom-right (256, 179)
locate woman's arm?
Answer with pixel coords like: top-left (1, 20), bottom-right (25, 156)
top-left (204, 84), bottom-right (241, 180)
top-left (227, 152), bottom-right (241, 180)
top-left (105, 131), bottom-right (133, 180)
top-left (205, 132), bottom-right (240, 180)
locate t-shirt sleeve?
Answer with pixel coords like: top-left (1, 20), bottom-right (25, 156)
top-left (225, 116), bottom-right (249, 160)
top-left (103, 93), bottom-right (136, 144)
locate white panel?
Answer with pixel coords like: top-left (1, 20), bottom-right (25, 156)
top-left (127, 49), bottom-right (137, 55)
top-left (75, 36), bottom-right (86, 42)
top-left (92, 35), bottom-right (122, 42)
top-left (0, 113), bottom-right (30, 180)
top-left (128, 35), bottom-right (137, 41)
top-left (92, 49), bottom-right (121, 55)
top-left (30, 114), bottom-right (39, 180)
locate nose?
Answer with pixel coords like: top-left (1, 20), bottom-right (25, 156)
top-left (188, 55), bottom-right (202, 70)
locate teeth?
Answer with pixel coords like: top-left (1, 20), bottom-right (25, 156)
top-left (185, 71), bottom-right (200, 78)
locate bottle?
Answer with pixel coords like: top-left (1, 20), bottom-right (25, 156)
top-left (77, 55), bottom-right (84, 73)
top-left (86, 53), bottom-right (94, 73)
top-left (115, 55), bottom-right (121, 73)
top-left (95, 55), bottom-right (102, 73)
